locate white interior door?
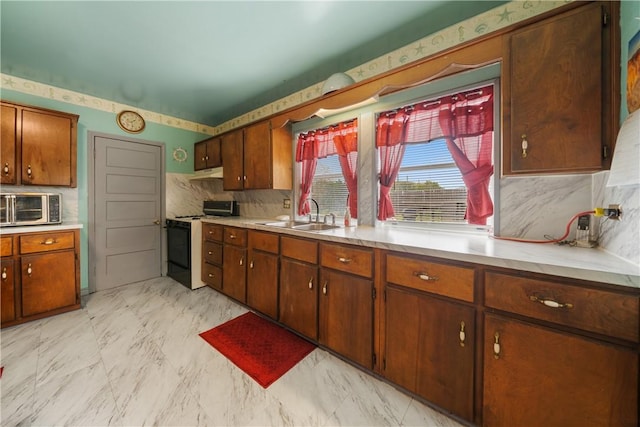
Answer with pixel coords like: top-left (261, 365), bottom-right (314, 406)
top-left (91, 134), bottom-right (163, 291)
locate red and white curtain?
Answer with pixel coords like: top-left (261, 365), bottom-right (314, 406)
top-left (295, 119), bottom-right (358, 217)
top-left (376, 85), bottom-right (494, 225)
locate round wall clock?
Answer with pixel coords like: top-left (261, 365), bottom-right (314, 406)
top-left (173, 147), bottom-right (188, 163)
top-left (116, 110), bottom-right (146, 133)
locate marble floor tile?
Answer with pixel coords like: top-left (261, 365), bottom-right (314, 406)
top-left (1, 276), bottom-right (468, 427)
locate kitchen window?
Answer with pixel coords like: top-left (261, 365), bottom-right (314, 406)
top-left (377, 83), bottom-right (496, 228)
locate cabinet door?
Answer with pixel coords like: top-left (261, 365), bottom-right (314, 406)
top-left (243, 121), bottom-right (272, 189)
top-left (21, 109), bottom-right (76, 186)
top-left (21, 251), bottom-right (77, 317)
top-left (1, 258), bottom-right (16, 324)
top-left (222, 244), bottom-right (246, 302)
top-left (483, 313), bottom-right (638, 427)
top-left (504, 3), bottom-right (604, 174)
top-left (319, 269), bottom-right (373, 368)
top-left (221, 129), bottom-right (244, 190)
top-left (194, 140), bottom-right (209, 170)
top-left (279, 258), bottom-right (318, 340)
top-left (384, 286), bottom-right (475, 421)
top-left (1, 104), bottom-right (17, 185)
top-left (247, 250), bottom-right (279, 319)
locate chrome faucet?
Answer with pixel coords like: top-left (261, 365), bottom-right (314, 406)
top-left (324, 213), bottom-right (336, 225)
top-left (309, 198), bottom-right (319, 223)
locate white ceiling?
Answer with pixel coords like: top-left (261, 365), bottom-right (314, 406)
top-left (1, 1), bottom-right (506, 126)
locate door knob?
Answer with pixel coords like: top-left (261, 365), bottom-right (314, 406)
top-left (153, 219), bottom-right (161, 225)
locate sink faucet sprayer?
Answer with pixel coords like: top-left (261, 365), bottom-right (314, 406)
top-left (309, 198), bottom-right (319, 223)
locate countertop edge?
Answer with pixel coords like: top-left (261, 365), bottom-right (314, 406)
top-left (202, 217), bottom-right (640, 290)
top-left (0, 223), bottom-right (84, 234)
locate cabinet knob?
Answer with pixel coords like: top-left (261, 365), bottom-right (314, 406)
top-left (208, 251), bottom-right (213, 255)
top-left (40, 238), bottom-right (56, 245)
top-left (308, 277), bottom-right (313, 290)
top-left (26, 164), bottom-right (33, 178)
top-left (521, 134), bottom-right (528, 158)
top-left (27, 263), bottom-right (32, 276)
top-left (237, 176), bottom-right (241, 181)
top-left (3, 163), bottom-right (9, 175)
top-left (528, 295), bottom-right (573, 309)
top-left (208, 273), bottom-right (215, 278)
top-left (2, 267), bottom-right (6, 280)
top-left (337, 257), bottom-right (351, 264)
top-left (493, 332), bottom-right (501, 359)
top-left (239, 256), bottom-right (244, 266)
top-left (322, 281), bottom-right (328, 295)
top-left (249, 260), bottom-right (254, 269)
top-left (459, 321), bottom-right (466, 347)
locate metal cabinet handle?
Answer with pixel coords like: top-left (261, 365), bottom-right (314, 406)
top-left (459, 321), bottom-right (466, 347)
top-left (249, 260), bottom-right (254, 269)
top-left (521, 134), bottom-right (528, 158)
top-left (236, 176), bottom-right (241, 181)
top-left (308, 277), bottom-right (313, 289)
top-left (41, 238), bottom-right (56, 245)
top-left (27, 164), bottom-right (33, 178)
top-left (239, 256), bottom-right (244, 266)
top-left (493, 332), bottom-right (501, 359)
top-left (322, 281), bottom-right (328, 295)
top-left (337, 257), bottom-right (351, 264)
top-left (27, 263), bottom-right (32, 276)
top-left (2, 267), bottom-right (7, 280)
top-left (416, 272), bottom-right (438, 282)
top-left (529, 295), bottom-right (573, 309)
top-left (229, 234), bottom-right (236, 239)
top-left (208, 273), bottom-right (215, 278)
top-left (3, 163), bottom-right (9, 175)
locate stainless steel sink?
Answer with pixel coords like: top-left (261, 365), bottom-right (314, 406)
top-left (292, 223), bottom-right (341, 231)
top-left (259, 221), bottom-right (340, 232)
top-left (259, 220), bottom-right (309, 228)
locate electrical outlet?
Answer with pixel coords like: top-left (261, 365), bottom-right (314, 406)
top-left (283, 198), bottom-right (291, 209)
top-left (607, 204), bottom-right (622, 220)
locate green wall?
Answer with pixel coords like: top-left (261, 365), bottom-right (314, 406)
top-left (1, 88), bottom-right (210, 291)
top-left (621, 0), bottom-right (640, 122)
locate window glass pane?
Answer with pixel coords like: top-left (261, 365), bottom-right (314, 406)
top-left (390, 140), bottom-right (468, 223)
top-left (311, 155), bottom-right (348, 216)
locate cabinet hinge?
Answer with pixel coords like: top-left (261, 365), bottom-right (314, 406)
top-left (372, 287), bottom-right (376, 300)
top-left (602, 145), bottom-right (609, 159)
top-left (373, 353), bottom-right (377, 366)
top-left (383, 357), bottom-right (386, 370)
top-left (602, 10), bottom-right (608, 27)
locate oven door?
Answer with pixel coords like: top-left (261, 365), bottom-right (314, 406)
top-left (14, 194), bottom-right (48, 225)
top-left (166, 220), bottom-right (191, 287)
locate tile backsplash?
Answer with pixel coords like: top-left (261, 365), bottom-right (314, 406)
top-left (167, 171), bottom-right (640, 267)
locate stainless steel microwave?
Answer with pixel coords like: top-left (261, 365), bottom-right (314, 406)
top-left (0, 193), bottom-right (62, 226)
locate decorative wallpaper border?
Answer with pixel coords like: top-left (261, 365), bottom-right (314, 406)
top-left (1, 0), bottom-right (568, 136)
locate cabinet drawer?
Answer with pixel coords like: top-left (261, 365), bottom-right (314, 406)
top-left (203, 223), bottom-right (223, 242)
top-left (281, 236), bottom-right (317, 264)
top-left (19, 232), bottom-right (75, 254)
top-left (203, 241), bottom-right (222, 265)
top-left (485, 271), bottom-right (640, 343)
top-left (249, 230), bottom-right (279, 253)
top-left (386, 253), bottom-right (475, 303)
top-left (1, 236), bottom-right (13, 257)
top-left (202, 263), bottom-right (222, 289)
top-left (224, 227), bottom-right (247, 246)
top-left (320, 242), bottom-right (372, 278)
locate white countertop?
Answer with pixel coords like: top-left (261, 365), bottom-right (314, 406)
top-left (0, 223), bottom-right (83, 234)
top-left (202, 217), bottom-right (640, 289)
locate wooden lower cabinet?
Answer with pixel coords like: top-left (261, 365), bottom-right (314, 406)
top-left (1, 257), bottom-right (16, 323)
top-left (246, 230), bottom-right (279, 318)
top-left (384, 285), bottom-right (475, 421)
top-left (319, 268), bottom-right (373, 369)
top-left (483, 313), bottom-right (638, 427)
top-left (222, 244), bottom-right (246, 302)
top-left (279, 236), bottom-right (319, 340)
top-left (21, 251), bottom-right (76, 317)
top-left (1, 229), bottom-right (80, 328)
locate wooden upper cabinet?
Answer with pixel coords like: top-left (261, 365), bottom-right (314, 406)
top-left (1, 104), bottom-right (17, 185)
top-left (220, 120), bottom-right (292, 191)
top-left (1, 100), bottom-right (78, 187)
top-left (221, 129), bottom-right (244, 191)
top-left (503, 2), bottom-right (614, 175)
top-left (194, 137), bottom-right (221, 171)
